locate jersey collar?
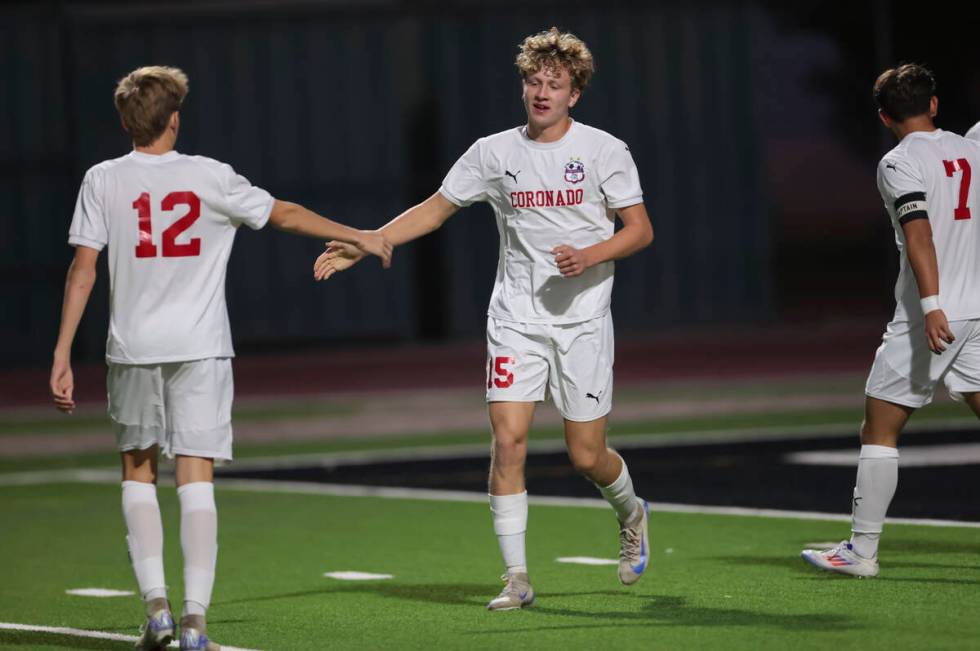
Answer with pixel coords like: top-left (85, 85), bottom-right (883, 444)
top-left (129, 150), bottom-right (180, 163)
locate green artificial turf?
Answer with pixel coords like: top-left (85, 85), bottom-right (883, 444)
top-left (1, 482), bottom-right (978, 650)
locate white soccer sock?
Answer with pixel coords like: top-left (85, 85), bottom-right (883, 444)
top-left (597, 454), bottom-right (639, 523)
top-left (850, 444), bottom-right (899, 559)
top-left (121, 481), bottom-right (167, 602)
top-left (178, 482), bottom-right (217, 618)
top-left (489, 491), bottom-right (528, 574)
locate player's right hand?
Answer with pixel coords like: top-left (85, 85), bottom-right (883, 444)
top-left (924, 309), bottom-right (955, 354)
top-left (50, 357), bottom-right (76, 414)
top-left (355, 230), bottom-right (393, 269)
top-left (313, 241), bottom-right (367, 281)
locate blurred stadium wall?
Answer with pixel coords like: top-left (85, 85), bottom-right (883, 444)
top-left (0, 1), bottom-right (769, 365)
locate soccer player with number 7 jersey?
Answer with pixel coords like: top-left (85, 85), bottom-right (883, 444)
top-left (802, 64), bottom-right (980, 577)
top-left (314, 28), bottom-right (654, 609)
top-left (49, 66), bottom-right (392, 650)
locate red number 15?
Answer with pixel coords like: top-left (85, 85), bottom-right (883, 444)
top-left (133, 191), bottom-right (202, 258)
top-left (488, 356), bottom-right (515, 389)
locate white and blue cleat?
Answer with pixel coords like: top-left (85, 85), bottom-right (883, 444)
top-left (618, 497), bottom-right (649, 585)
top-left (135, 600), bottom-right (175, 651)
top-left (179, 615), bottom-right (221, 651)
top-left (486, 572), bottom-right (536, 611)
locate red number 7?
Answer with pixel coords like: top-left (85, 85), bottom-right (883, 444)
top-left (943, 158), bottom-right (972, 221)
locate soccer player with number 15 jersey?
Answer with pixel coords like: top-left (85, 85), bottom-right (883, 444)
top-left (315, 28), bottom-right (654, 609)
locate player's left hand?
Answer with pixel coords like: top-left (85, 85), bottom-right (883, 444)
top-left (314, 241), bottom-right (366, 281)
top-left (50, 357), bottom-right (75, 414)
top-left (924, 309), bottom-right (955, 354)
top-left (552, 244), bottom-right (592, 278)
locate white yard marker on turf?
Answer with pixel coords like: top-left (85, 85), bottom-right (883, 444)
top-left (324, 571), bottom-right (394, 581)
top-left (0, 622), bottom-right (262, 651)
top-left (555, 557), bottom-right (619, 566)
top-left (65, 588), bottom-right (134, 597)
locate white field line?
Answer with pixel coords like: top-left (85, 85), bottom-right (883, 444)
top-left (1, 423), bottom-right (978, 530)
top-left (213, 479), bottom-right (980, 529)
top-left (0, 622), bottom-right (261, 651)
top-left (2, 467), bottom-right (979, 531)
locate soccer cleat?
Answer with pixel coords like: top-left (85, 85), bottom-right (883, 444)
top-left (800, 541), bottom-right (879, 578)
top-left (135, 599), bottom-right (175, 651)
top-left (618, 497), bottom-right (649, 585)
top-left (486, 572), bottom-right (535, 611)
top-left (179, 615), bottom-right (221, 651)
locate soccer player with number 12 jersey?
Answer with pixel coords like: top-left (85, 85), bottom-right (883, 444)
top-left (50, 66), bottom-right (392, 649)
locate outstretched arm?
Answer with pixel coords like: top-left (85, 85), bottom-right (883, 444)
top-left (552, 202), bottom-right (654, 278)
top-left (51, 246), bottom-right (99, 414)
top-left (313, 191), bottom-right (459, 280)
top-left (268, 200), bottom-right (393, 268)
top-left (903, 218), bottom-right (954, 354)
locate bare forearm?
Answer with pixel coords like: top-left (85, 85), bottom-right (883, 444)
top-left (583, 220), bottom-right (653, 266)
top-left (269, 201), bottom-right (364, 245)
top-left (54, 263), bottom-right (96, 359)
top-left (379, 192), bottom-right (457, 245)
top-left (906, 234), bottom-right (940, 298)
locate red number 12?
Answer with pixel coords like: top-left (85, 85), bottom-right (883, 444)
top-left (133, 191), bottom-right (202, 258)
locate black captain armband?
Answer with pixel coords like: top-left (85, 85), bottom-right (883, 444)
top-left (895, 192), bottom-right (928, 225)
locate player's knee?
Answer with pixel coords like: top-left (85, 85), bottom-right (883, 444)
top-left (122, 449), bottom-right (158, 483)
top-left (492, 423), bottom-right (528, 450)
top-left (493, 435), bottom-right (526, 463)
top-left (568, 446), bottom-right (601, 477)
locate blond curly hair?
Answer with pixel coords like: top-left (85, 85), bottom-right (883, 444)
top-left (515, 27), bottom-right (595, 91)
top-left (114, 66), bottom-right (189, 146)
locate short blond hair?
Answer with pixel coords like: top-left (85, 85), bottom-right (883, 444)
top-left (114, 66), bottom-right (189, 146)
top-left (515, 27), bottom-right (594, 91)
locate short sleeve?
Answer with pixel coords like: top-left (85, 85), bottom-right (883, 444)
top-left (439, 139), bottom-right (489, 207)
top-left (965, 122), bottom-right (980, 142)
top-left (598, 140), bottom-right (644, 209)
top-left (877, 154), bottom-right (928, 225)
top-left (218, 164), bottom-right (274, 230)
top-left (67, 169), bottom-right (108, 250)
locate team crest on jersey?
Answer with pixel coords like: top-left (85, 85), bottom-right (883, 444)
top-left (564, 158), bottom-right (585, 184)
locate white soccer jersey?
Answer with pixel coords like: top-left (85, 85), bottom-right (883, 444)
top-left (967, 121), bottom-right (980, 142)
top-left (439, 120), bottom-right (643, 324)
top-left (877, 129), bottom-right (980, 323)
top-left (68, 151), bottom-right (273, 364)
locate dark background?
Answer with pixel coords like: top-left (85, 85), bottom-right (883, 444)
top-left (2, 0), bottom-right (978, 367)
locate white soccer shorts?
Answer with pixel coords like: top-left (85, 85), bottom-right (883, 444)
top-left (865, 318), bottom-right (980, 408)
top-left (107, 358), bottom-right (234, 461)
top-left (485, 313), bottom-right (613, 422)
